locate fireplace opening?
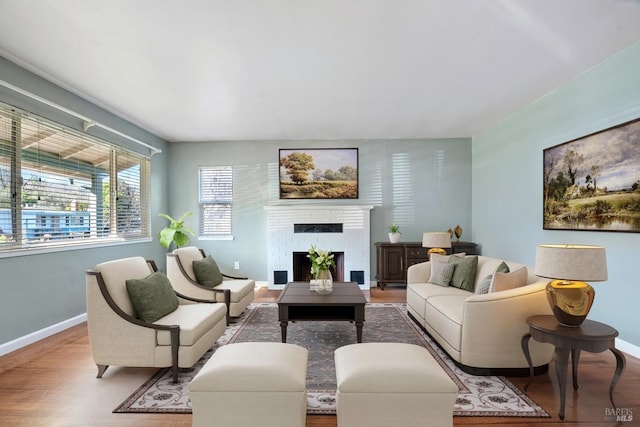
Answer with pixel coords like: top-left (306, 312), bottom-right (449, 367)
top-left (292, 251), bottom-right (344, 282)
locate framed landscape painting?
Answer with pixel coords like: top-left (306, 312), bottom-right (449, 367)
top-left (543, 117), bottom-right (640, 232)
top-left (279, 148), bottom-right (358, 199)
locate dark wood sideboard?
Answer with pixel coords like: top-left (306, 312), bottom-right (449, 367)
top-left (375, 241), bottom-right (478, 289)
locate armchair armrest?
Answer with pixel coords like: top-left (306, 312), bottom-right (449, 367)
top-left (407, 261), bottom-right (432, 284)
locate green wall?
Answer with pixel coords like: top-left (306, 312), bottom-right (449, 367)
top-left (168, 139), bottom-right (473, 282)
top-left (472, 41), bottom-right (640, 347)
top-left (0, 57), bottom-right (170, 347)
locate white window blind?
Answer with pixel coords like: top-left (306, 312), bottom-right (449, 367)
top-left (199, 166), bottom-right (232, 237)
top-left (0, 101), bottom-right (151, 252)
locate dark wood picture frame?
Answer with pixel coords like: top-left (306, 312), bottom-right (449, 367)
top-left (543, 117), bottom-right (640, 232)
top-left (279, 148), bottom-right (359, 199)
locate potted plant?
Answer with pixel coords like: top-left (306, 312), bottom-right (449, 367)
top-left (388, 222), bottom-right (401, 243)
top-left (158, 212), bottom-right (195, 249)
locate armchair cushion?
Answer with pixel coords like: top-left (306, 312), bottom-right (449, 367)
top-left (126, 271), bottom-right (179, 322)
top-left (193, 255), bottom-right (223, 287)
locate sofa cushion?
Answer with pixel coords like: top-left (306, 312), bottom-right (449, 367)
top-left (490, 266), bottom-right (528, 293)
top-left (424, 295), bottom-right (467, 351)
top-left (212, 279), bottom-right (256, 303)
top-left (193, 255), bottom-right (223, 287)
top-left (428, 261), bottom-right (456, 287)
top-left (448, 255), bottom-right (478, 292)
top-left (126, 271), bottom-right (179, 322)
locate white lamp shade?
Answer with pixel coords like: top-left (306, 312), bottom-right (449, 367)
top-left (422, 232), bottom-right (452, 249)
top-left (535, 244), bottom-right (607, 282)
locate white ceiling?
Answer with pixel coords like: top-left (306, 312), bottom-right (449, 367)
top-left (1, 0), bottom-right (640, 143)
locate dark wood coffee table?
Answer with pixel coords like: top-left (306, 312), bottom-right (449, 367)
top-left (277, 281), bottom-right (367, 343)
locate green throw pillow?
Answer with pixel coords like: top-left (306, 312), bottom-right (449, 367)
top-left (428, 262), bottom-right (456, 287)
top-left (448, 255), bottom-right (478, 292)
top-left (126, 271), bottom-right (179, 323)
top-left (193, 255), bottom-right (223, 287)
top-left (495, 261), bottom-right (510, 274)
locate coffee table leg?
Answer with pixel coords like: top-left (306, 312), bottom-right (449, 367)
top-left (355, 321), bottom-right (363, 343)
top-left (280, 321), bottom-right (288, 343)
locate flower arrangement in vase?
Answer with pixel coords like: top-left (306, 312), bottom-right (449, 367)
top-left (307, 245), bottom-right (335, 294)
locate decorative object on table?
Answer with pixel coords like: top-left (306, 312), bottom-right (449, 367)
top-left (307, 245), bottom-right (335, 294)
top-left (454, 224), bottom-right (463, 241)
top-left (158, 212), bottom-right (195, 249)
top-left (534, 244), bottom-right (607, 326)
top-left (447, 228), bottom-right (453, 238)
top-left (543, 117), bottom-right (640, 232)
top-left (422, 232), bottom-right (452, 258)
top-left (279, 148), bottom-right (358, 199)
top-left (388, 222), bottom-right (401, 243)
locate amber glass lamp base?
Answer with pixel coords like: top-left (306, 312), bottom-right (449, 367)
top-left (546, 280), bottom-right (595, 327)
top-left (428, 248), bottom-right (447, 256)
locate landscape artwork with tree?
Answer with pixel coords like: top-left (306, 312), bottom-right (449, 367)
top-left (279, 148), bottom-right (358, 199)
top-left (543, 117), bottom-right (640, 232)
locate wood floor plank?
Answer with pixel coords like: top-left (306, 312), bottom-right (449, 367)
top-left (0, 285), bottom-right (638, 426)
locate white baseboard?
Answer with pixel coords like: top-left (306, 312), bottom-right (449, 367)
top-left (0, 313), bottom-right (87, 357)
top-left (616, 338), bottom-right (640, 359)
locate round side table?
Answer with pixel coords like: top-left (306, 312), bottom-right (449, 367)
top-left (521, 315), bottom-right (626, 420)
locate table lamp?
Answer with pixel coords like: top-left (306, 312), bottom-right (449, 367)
top-left (422, 232), bottom-right (452, 258)
top-left (534, 244), bottom-right (607, 327)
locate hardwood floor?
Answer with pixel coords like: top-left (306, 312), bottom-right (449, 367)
top-left (0, 285), bottom-right (638, 426)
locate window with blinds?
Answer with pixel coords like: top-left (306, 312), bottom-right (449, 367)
top-left (199, 166), bottom-right (232, 237)
top-left (0, 101), bottom-right (151, 253)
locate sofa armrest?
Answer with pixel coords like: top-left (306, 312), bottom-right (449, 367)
top-left (407, 261), bottom-right (431, 284)
top-left (460, 281), bottom-right (555, 368)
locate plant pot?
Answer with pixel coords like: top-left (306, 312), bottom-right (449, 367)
top-left (388, 232), bottom-right (401, 243)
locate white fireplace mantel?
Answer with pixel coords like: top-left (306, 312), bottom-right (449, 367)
top-left (264, 205), bottom-right (373, 289)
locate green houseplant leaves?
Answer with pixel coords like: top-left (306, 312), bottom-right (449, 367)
top-left (158, 212), bottom-right (195, 249)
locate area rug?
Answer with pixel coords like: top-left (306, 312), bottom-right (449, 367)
top-left (114, 303), bottom-right (549, 417)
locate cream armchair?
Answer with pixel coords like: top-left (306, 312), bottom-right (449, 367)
top-left (167, 246), bottom-right (255, 318)
top-left (85, 256), bottom-right (227, 382)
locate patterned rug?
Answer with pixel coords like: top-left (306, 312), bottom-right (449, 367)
top-left (114, 303), bottom-right (549, 417)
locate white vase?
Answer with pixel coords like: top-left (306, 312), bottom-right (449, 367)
top-left (315, 269), bottom-right (333, 294)
top-left (388, 232), bottom-right (401, 243)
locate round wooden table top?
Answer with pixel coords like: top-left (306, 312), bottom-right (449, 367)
top-left (527, 315), bottom-right (618, 341)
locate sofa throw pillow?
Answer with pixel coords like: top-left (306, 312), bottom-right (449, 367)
top-left (494, 261), bottom-right (510, 275)
top-left (490, 266), bottom-right (528, 293)
top-left (193, 255), bottom-right (223, 288)
top-left (448, 255), bottom-right (478, 292)
top-left (429, 252), bottom-right (465, 264)
top-left (476, 274), bottom-right (492, 295)
top-left (126, 271), bottom-right (179, 323)
top-left (428, 261), bottom-right (456, 287)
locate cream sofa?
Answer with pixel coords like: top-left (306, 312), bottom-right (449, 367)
top-left (407, 255), bottom-right (554, 375)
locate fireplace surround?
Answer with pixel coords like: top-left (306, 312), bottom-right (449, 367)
top-left (264, 205), bottom-right (373, 289)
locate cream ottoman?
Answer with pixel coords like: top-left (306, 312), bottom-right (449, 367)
top-left (189, 342), bottom-right (308, 427)
top-left (335, 343), bottom-right (458, 427)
